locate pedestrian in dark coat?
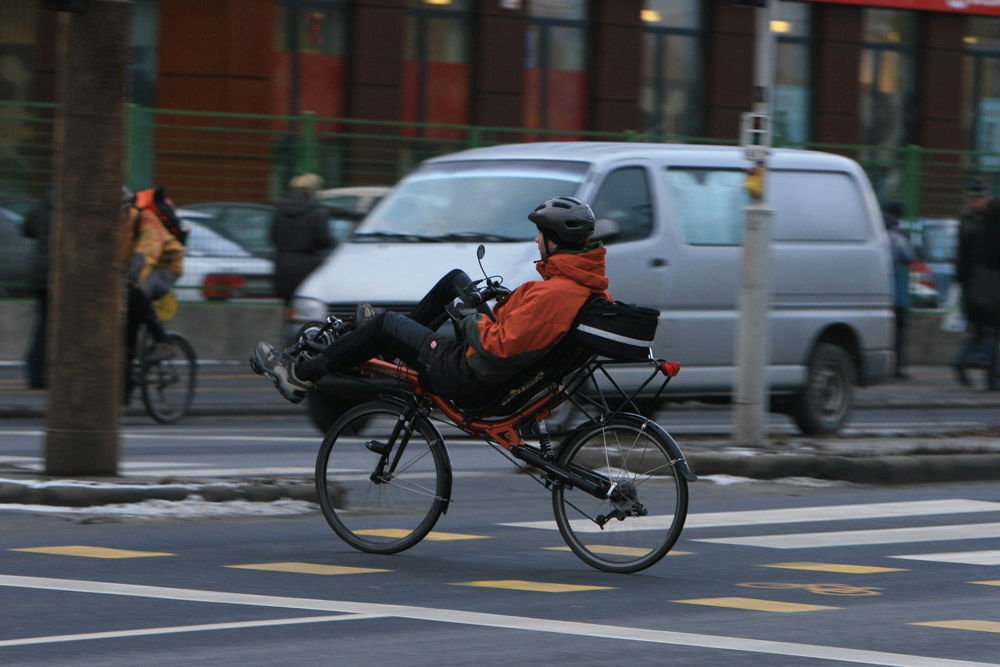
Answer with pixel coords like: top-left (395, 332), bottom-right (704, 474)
top-left (954, 186), bottom-right (1000, 390)
top-left (270, 173), bottom-right (333, 304)
top-left (23, 195), bottom-right (51, 389)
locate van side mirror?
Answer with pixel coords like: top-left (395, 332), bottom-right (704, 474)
top-left (593, 218), bottom-right (621, 242)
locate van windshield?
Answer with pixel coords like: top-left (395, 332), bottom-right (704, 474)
top-left (354, 159), bottom-right (589, 242)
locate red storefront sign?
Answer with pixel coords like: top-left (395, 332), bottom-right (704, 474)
top-left (805, 0), bottom-right (1000, 15)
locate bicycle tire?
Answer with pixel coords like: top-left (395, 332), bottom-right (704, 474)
top-left (140, 332), bottom-right (197, 424)
top-left (552, 414), bottom-right (688, 573)
top-left (315, 400), bottom-right (452, 554)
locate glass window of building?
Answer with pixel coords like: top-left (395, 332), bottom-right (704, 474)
top-left (963, 17), bottom-right (1000, 167)
top-left (274, 1), bottom-right (348, 118)
top-left (772, 1), bottom-right (810, 145)
top-left (640, 1), bottom-right (701, 138)
top-left (525, 0), bottom-right (588, 132)
top-left (859, 9), bottom-right (916, 149)
top-left (403, 0), bottom-right (472, 130)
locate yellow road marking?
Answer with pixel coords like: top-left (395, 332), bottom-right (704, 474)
top-left (763, 562), bottom-right (907, 574)
top-left (225, 562), bottom-right (389, 575)
top-left (971, 579), bottom-right (1000, 587)
top-left (675, 597), bottom-right (839, 613)
top-left (354, 529), bottom-right (489, 541)
top-left (11, 546), bottom-right (173, 559)
top-left (455, 580), bottom-right (614, 593)
top-left (543, 546), bottom-right (692, 557)
top-left (913, 620), bottom-right (1000, 634)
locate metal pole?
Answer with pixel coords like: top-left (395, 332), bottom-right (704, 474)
top-left (733, 1), bottom-right (775, 447)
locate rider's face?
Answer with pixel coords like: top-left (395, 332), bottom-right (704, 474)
top-left (536, 231), bottom-right (555, 259)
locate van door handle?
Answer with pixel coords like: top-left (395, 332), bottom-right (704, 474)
top-left (649, 258), bottom-right (668, 267)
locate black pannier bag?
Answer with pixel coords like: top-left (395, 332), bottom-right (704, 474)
top-left (571, 295), bottom-right (659, 361)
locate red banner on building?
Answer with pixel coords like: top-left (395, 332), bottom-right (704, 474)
top-left (806, 0), bottom-right (1000, 15)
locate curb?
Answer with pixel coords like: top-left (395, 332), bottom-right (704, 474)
top-left (0, 477), bottom-right (317, 508)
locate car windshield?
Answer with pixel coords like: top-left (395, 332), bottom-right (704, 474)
top-left (183, 220), bottom-right (252, 258)
top-left (922, 223), bottom-right (958, 263)
top-left (354, 159), bottom-right (589, 242)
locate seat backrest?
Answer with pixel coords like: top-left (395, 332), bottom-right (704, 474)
top-left (454, 336), bottom-right (594, 419)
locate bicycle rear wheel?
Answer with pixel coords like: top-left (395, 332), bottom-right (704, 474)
top-left (315, 400), bottom-right (452, 554)
top-left (552, 414), bottom-right (688, 573)
top-left (140, 332), bottom-right (197, 424)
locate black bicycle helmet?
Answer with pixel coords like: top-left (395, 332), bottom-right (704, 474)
top-left (528, 195), bottom-right (596, 248)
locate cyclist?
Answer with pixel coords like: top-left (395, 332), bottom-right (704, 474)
top-left (252, 195), bottom-right (611, 403)
top-left (123, 187), bottom-right (186, 366)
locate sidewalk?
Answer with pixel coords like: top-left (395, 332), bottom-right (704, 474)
top-left (1, 363), bottom-right (999, 508)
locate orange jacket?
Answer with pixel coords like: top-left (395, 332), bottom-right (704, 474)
top-left (125, 190), bottom-right (185, 286)
top-left (459, 245), bottom-right (610, 381)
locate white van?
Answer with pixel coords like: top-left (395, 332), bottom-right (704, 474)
top-left (292, 142), bottom-right (893, 435)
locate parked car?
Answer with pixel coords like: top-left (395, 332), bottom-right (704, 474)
top-left (913, 217), bottom-right (959, 308)
top-left (180, 202), bottom-right (276, 259)
top-left (174, 210), bottom-right (274, 302)
top-left (0, 203), bottom-right (35, 296)
top-left (316, 186), bottom-right (390, 243)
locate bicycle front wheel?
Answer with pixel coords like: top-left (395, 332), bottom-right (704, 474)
top-left (315, 400), bottom-right (452, 554)
top-left (552, 414), bottom-right (688, 573)
top-left (141, 332), bottom-right (197, 424)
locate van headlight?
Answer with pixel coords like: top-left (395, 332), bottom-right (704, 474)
top-left (291, 297), bottom-right (327, 322)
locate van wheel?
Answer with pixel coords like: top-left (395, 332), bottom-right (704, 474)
top-left (307, 393), bottom-right (350, 433)
top-left (791, 343), bottom-right (856, 436)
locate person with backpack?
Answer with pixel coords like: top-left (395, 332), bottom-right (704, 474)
top-left (123, 187), bottom-right (186, 366)
top-left (251, 196), bottom-right (610, 403)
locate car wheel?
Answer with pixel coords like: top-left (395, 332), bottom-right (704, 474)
top-left (790, 342), bottom-right (856, 436)
top-left (307, 392), bottom-right (351, 433)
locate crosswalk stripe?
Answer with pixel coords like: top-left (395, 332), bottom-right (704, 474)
top-left (10, 546), bottom-right (173, 559)
top-left (454, 580), bottom-right (614, 593)
top-left (675, 597), bottom-right (838, 613)
top-left (542, 546), bottom-right (693, 557)
top-left (913, 620), bottom-right (1000, 635)
top-left (762, 562), bottom-right (907, 574)
top-left (354, 529), bottom-right (490, 541)
top-left (892, 550), bottom-right (1000, 566)
top-left (225, 562), bottom-right (390, 575)
top-left (696, 522), bottom-right (1000, 549)
top-left (502, 499), bottom-right (1000, 533)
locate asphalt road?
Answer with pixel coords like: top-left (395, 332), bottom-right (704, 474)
top-left (1, 477), bottom-right (999, 666)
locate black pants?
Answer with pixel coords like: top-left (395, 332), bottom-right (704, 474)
top-left (301, 269), bottom-right (472, 380)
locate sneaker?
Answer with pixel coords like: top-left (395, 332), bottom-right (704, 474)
top-left (146, 342), bottom-right (178, 363)
top-left (251, 341), bottom-right (313, 403)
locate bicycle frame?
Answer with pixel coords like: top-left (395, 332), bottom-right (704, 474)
top-left (355, 355), bottom-right (694, 499)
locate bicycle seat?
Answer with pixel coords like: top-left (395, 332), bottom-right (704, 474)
top-left (452, 337), bottom-right (594, 420)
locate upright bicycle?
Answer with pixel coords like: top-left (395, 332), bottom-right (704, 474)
top-left (290, 267), bottom-right (695, 573)
top-left (131, 292), bottom-right (197, 423)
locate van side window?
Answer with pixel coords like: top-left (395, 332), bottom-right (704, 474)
top-left (590, 167), bottom-right (654, 243)
top-left (770, 171), bottom-right (870, 241)
top-left (664, 168), bottom-right (747, 245)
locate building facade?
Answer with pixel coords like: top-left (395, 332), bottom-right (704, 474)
top-left (2, 0), bottom-right (1000, 206)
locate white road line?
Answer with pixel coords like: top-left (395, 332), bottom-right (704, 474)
top-left (696, 522), bottom-right (1000, 549)
top-left (0, 613), bottom-right (385, 648)
top-left (891, 550), bottom-right (1000, 566)
top-left (0, 575), bottom-right (993, 667)
top-left (502, 499), bottom-right (1000, 532)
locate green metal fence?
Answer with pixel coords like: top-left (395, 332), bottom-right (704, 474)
top-left (2, 100), bottom-right (998, 296)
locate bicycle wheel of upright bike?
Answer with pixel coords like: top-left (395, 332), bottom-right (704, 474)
top-left (315, 400), bottom-right (452, 554)
top-left (140, 332), bottom-right (197, 424)
top-left (552, 414), bottom-right (688, 573)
